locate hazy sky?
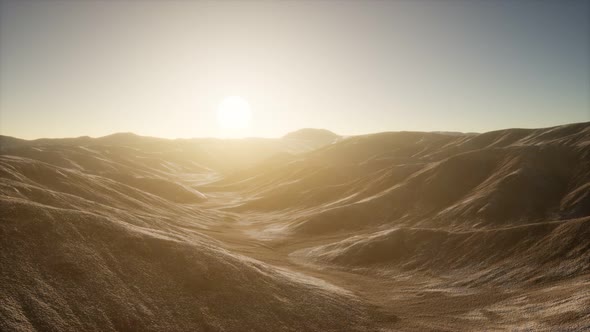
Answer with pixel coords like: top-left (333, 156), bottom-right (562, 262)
top-left (1, 0), bottom-right (589, 139)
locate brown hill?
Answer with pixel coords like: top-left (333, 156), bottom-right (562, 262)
top-left (1, 122), bottom-right (589, 331)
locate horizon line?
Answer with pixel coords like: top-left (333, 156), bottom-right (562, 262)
top-left (2, 121), bottom-right (590, 142)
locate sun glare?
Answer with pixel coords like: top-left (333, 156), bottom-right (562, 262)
top-left (217, 96), bottom-right (252, 130)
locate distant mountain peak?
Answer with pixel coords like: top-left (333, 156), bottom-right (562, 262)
top-left (95, 132), bottom-right (166, 145)
top-left (98, 132), bottom-right (141, 139)
top-left (282, 128), bottom-right (339, 141)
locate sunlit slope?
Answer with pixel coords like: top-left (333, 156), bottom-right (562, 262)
top-left (0, 198), bottom-right (372, 331)
top-left (296, 217), bottom-right (590, 283)
top-left (1, 123), bottom-right (589, 331)
top-left (0, 129), bottom-right (339, 173)
top-left (219, 123), bottom-right (589, 232)
top-left (0, 135), bottom-right (375, 331)
top-left (218, 122), bottom-right (590, 293)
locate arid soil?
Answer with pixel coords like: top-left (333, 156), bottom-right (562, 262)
top-left (1, 124), bottom-right (589, 331)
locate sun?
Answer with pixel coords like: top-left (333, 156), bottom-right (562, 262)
top-left (217, 96), bottom-right (252, 130)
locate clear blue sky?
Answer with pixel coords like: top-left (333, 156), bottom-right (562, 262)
top-left (1, 0), bottom-right (588, 139)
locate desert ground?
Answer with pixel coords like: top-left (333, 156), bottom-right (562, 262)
top-left (1, 123), bottom-right (589, 331)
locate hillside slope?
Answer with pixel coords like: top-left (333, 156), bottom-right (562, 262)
top-left (1, 123), bottom-right (589, 331)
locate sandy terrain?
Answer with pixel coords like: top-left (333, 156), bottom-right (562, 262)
top-left (1, 125), bottom-right (589, 331)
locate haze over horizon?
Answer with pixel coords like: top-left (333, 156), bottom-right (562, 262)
top-left (1, 2), bottom-right (590, 330)
top-left (1, 123), bottom-right (587, 142)
top-left (1, 0), bottom-right (589, 139)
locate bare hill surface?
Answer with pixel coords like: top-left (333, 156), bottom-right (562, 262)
top-left (1, 123), bottom-right (589, 331)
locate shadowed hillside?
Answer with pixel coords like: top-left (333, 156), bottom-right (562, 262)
top-left (1, 123), bottom-right (589, 331)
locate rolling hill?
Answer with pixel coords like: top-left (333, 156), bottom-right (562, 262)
top-left (1, 123), bottom-right (589, 331)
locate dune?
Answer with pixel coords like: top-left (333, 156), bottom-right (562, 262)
top-left (0, 198), bottom-right (374, 331)
top-left (296, 218), bottom-right (590, 283)
top-left (1, 122), bottom-right (589, 331)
